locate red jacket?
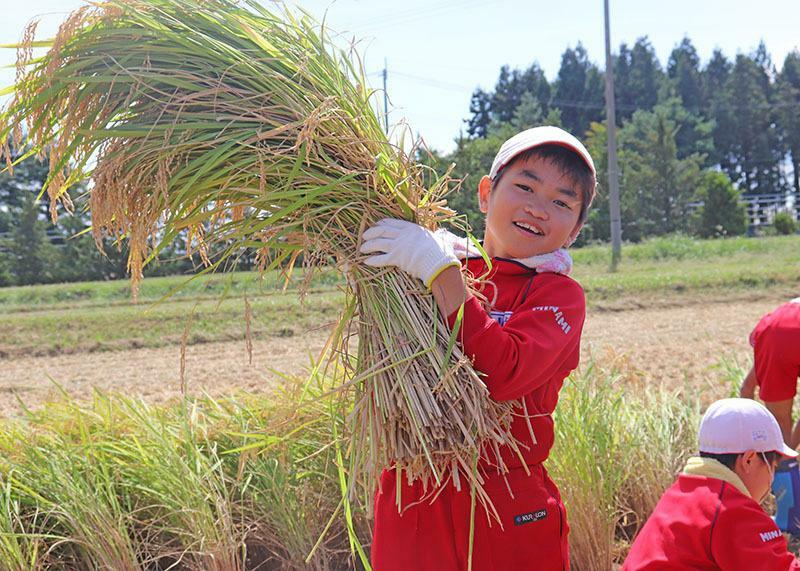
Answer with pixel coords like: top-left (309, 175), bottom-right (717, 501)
top-left (371, 257), bottom-right (585, 571)
top-left (448, 256), bottom-right (585, 470)
top-left (623, 466), bottom-right (800, 570)
top-left (749, 300), bottom-right (800, 401)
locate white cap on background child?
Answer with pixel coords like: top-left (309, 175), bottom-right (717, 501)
top-left (489, 126), bottom-right (597, 180)
top-left (699, 398), bottom-right (798, 457)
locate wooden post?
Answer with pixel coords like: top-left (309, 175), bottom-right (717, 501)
top-left (604, 0), bottom-right (622, 270)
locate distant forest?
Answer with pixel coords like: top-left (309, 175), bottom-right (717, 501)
top-left (1, 37), bottom-right (798, 286)
top-left (434, 37), bottom-right (800, 242)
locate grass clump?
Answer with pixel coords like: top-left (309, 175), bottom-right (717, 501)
top-left (573, 234), bottom-right (800, 265)
top-left (549, 361), bottom-right (701, 569)
top-left (0, 377), bottom-right (362, 570)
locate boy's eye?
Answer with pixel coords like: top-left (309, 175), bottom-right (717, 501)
top-left (554, 200), bottom-right (571, 209)
top-left (515, 184), bottom-right (532, 193)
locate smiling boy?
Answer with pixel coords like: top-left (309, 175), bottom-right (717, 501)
top-left (360, 126), bottom-right (596, 570)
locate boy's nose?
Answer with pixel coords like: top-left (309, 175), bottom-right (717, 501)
top-left (524, 198), bottom-right (549, 220)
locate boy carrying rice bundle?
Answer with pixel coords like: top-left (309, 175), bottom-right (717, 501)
top-left (0, 0), bottom-right (521, 514)
top-left (0, 1), bottom-right (596, 567)
top-left (361, 126), bottom-right (596, 570)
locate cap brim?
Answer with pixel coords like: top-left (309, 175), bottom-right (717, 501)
top-left (778, 443), bottom-right (799, 458)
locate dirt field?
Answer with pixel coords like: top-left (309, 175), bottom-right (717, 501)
top-left (0, 290), bottom-right (793, 417)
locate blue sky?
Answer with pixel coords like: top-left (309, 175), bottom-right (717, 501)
top-left (2, 0), bottom-right (799, 153)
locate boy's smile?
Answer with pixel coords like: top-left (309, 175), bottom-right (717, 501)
top-left (478, 155), bottom-right (583, 260)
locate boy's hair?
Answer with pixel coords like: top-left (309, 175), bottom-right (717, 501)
top-left (699, 450), bottom-right (780, 470)
top-left (491, 144), bottom-right (596, 225)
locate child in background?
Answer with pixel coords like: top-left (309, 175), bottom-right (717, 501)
top-left (360, 126), bottom-right (595, 570)
top-left (622, 398), bottom-right (800, 570)
top-left (740, 298), bottom-right (800, 445)
top-left (740, 297), bottom-right (800, 535)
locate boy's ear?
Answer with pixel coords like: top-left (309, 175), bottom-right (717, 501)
top-left (738, 450), bottom-right (759, 474)
top-left (478, 175), bottom-right (492, 214)
top-left (564, 222), bottom-right (584, 248)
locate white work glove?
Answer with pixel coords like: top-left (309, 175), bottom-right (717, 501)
top-left (360, 218), bottom-right (461, 288)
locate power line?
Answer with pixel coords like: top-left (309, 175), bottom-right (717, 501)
top-left (390, 71), bottom-right (472, 93)
top-left (347, 0), bottom-right (495, 33)
top-left (369, 66), bottom-right (800, 114)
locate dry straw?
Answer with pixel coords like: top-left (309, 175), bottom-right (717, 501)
top-left (0, 0), bottom-right (519, 512)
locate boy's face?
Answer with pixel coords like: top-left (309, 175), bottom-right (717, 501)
top-left (478, 155), bottom-right (583, 260)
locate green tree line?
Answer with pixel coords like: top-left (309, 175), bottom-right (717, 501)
top-left (0, 147), bottom-right (256, 287)
top-left (2, 38), bottom-right (798, 286)
top-left (440, 37), bottom-right (800, 243)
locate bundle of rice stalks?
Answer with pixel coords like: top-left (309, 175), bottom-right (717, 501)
top-left (0, 1), bottom-right (518, 510)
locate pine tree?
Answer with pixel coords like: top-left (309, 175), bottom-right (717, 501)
top-left (627, 37), bottom-right (665, 112)
top-left (491, 65), bottom-right (521, 123)
top-left (518, 63), bottom-right (551, 114)
top-left (724, 53), bottom-right (784, 194)
top-left (667, 37), bottom-right (703, 115)
top-left (703, 49), bottom-right (731, 110)
top-left (466, 88), bottom-right (492, 138)
top-left (692, 171), bottom-right (747, 237)
top-left (777, 51), bottom-right (800, 196)
top-left (512, 92), bottom-right (544, 130)
top-left (703, 50), bottom-right (734, 168)
top-left (619, 101), bottom-right (705, 239)
top-left (9, 191), bottom-right (58, 285)
top-left (613, 43), bottom-right (634, 122)
top-left (553, 44), bottom-right (605, 136)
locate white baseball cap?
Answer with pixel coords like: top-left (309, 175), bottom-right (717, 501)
top-left (489, 125), bottom-right (597, 181)
top-left (698, 398), bottom-right (797, 458)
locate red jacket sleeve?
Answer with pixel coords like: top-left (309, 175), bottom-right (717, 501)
top-left (447, 274), bottom-right (585, 402)
top-left (712, 496), bottom-right (800, 570)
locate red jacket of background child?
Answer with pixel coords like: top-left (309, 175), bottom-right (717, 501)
top-left (371, 256), bottom-right (585, 571)
top-left (750, 300), bottom-right (800, 401)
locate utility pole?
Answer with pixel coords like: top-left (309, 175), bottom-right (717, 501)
top-left (604, 0), bottom-right (622, 271)
top-left (382, 58), bottom-right (389, 133)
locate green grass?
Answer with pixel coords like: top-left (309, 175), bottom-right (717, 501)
top-left (0, 268), bottom-right (341, 311)
top-left (1, 289), bottom-right (342, 357)
top-left (0, 374), bottom-right (362, 570)
top-left (574, 234), bottom-right (798, 265)
top-left (573, 234), bottom-right (800, 301)
top-left (1, 234), bottom-right (798, 357)
top-left (550, 362), bottom-right (702, 569)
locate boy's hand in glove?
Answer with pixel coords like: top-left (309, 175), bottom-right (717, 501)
top-left (360, 218), bottom-right (461, 289)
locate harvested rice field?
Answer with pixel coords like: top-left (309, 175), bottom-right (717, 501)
top-left (1, 285), bottom-right (795, 417)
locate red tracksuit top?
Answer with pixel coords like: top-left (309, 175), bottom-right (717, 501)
top-left (448, 256), bottom-right (585, 470)
top-left (749, 300), bottom-right (800, 401)
top-left (622, 473), bottom-right (800, 570)
top-left (370, 256), bottom-right (585, 571)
